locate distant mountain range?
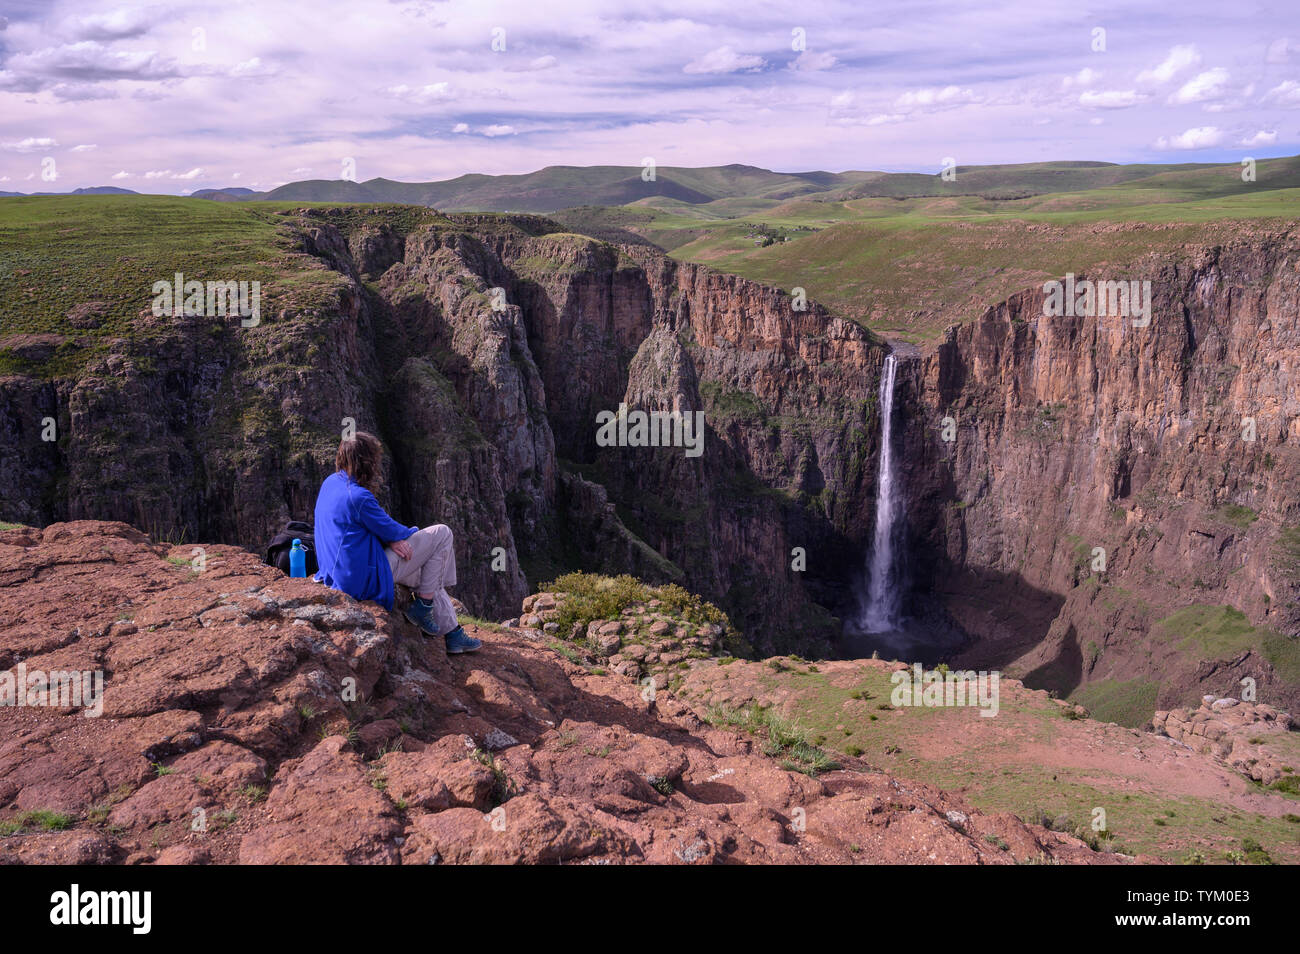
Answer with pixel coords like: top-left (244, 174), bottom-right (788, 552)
top-left (0, 185), bottom-right (138, 198)
top-left (2, 157), bottom-right (1297, 213)
top-left (187, 160), bottom-right (1248, 211)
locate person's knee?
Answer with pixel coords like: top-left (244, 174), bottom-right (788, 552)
top-left (423, 524), bottom-right (453, 547)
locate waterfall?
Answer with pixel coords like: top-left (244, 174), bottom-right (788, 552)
top-left (863, 353), bottom-right (901, 632)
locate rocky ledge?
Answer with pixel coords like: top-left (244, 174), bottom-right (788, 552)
top-left (1153, 697), bottom-right (1296, 786)
top-left (0, 521), bottom-right (1114, 864)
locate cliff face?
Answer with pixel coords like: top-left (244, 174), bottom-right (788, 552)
top-left (0, 209), bottom-right (888, 651)
top-left (904, 230), bottom-right (1300, 712)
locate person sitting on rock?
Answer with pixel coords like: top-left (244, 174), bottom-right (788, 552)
top-left (312, 430), bottom-right (481, 654)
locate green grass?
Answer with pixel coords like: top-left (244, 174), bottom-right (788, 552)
top-left (0, 809), bottom-right (75, 835)
top-left (1068, 679), bottom-right (1159, 728)
top-left (541, 571), bottom-right (749, 657)
top-left (0, 196), bottom-right (460, 379)
top-left (703, 702), bottom-right (840, 776)
top-left (460, 615), bottom-right (507, 633)
top-left (1214, 504), bottom-right (1260, 530)
top-left (1158, 605), bottom-right (1300, 684)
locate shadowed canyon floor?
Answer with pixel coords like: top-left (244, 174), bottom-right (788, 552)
top-left (0, 521), bottom-right (1130, 865)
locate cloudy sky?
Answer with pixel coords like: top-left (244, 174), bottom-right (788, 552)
top-left (0, 0), bottom-right (1296, 193)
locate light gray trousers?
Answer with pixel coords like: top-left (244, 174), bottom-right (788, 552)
top-left (385, 524), bottom-right (458, 635)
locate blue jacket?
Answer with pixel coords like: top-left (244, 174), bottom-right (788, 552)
top-left (312, 471), bottom-right (416, 610)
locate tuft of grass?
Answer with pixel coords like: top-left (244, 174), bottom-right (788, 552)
top-left (1213, 504), bottom-right (1259, 531)
top-left (1270, 775), bottom-right (1300, 796)
top-left (1, 809), bottom-right (75, 834)
top-left (1240, 837), bottom-right (1275, 865)
top-left (704, 702), bottom-right (840, 776)
top-left (459, 614), bottom-right (507, 634)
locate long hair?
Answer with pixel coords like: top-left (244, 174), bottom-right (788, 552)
top-left (336, 431), bottom-right (384, 494)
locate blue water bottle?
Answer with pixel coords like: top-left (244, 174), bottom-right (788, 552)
top-left (289, 539), bottom-right (307, 578)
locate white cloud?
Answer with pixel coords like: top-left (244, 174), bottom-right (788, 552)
top-left (452, 122), bottom-right (469, 133)
top-left (290, 167), bottom-right (313, 175)
top-left (1154, 125), bottom-right (1224, 149)
top-left (1240, 129), bottom-right (1277, 147)
top-left (1138, 45), bottom-right (1201, 84)
top-left (1169, 68), bottom-right (1230, 105)
top-left (789, 50), bottom-right (837, 72)
top-left (231, 58), bottom-right (276, 78)
top-left (895, 85), bottom-right (979, 110)
top-left (684, 45), bottom-right (765, 75)
top-left (70, 143), bottom-right (97, 152)
top-left (6, 41), bottom-right (183, 85)
top-left (1264, 80), bottom-right (1300, 107)
top-left (527, 55), bottom-right (557, 70)
top-left (829, 90), bottom-right (854, 108)
top-left (2, 137), bottom-right (58, 152)
top-left (144, 168), bottom-right (206, 180)
top-left (1079, 89), bottom-right (1140, 109)
top-left (385, 82), bottom-right (455, 103)
top-left (1062, 68), bottom-right (1097, 89)
top-left (111, 170), bottom-right (131, 179)
top-left (64, 10), bottom-right (152, 41)
top-left (481, 124), bottom-right (515, 137)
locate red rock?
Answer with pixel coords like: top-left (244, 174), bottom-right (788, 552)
top-left (0, 523), bottom-right (1120, 866)
top-left (379, 736), bottom-right (497, 811)
top-left (400, 794), bottom-right (634, 864)
top-left (238, 737), bottom-right (401, 864)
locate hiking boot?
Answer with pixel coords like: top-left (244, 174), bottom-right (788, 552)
top-left (444, 625), bottom-right (482, 654)
top-left (403, 596), bottom-right (440, 635)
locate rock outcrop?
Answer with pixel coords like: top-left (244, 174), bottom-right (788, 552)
top-left (0, 520), bottom-right (1110, 865)
top-left (1154, 695), bottom-right (1296, 785)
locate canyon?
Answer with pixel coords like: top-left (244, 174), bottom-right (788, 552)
top-left (1, 200), bottom-right (1298, 724)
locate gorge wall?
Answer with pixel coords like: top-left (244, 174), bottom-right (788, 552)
top-left (899, 229), bottom-right (1300, 713)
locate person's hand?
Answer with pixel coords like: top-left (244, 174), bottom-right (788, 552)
top-left (391, 540), bottom-right (413, 561)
